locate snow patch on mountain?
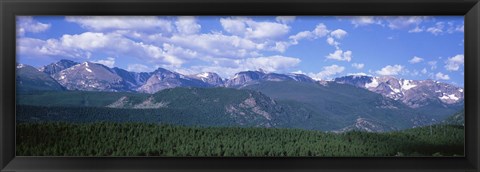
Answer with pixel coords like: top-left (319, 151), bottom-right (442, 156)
top-left (365, 77), bottom-right (378, 88)
top-left (196, 72), bottom-right (210, 78)
top-left (17, 64), bottom-right (26, 69)
top-left (439, 94), bottom-right (459, 101)
top-left (401, 80), bottom-right (416, 90)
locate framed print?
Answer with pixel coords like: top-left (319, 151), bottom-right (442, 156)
top-left (1, 0), bottom-right (479, 171)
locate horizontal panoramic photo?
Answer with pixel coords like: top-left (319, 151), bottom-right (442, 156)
top-left (16, 16), bottom-right (464, 157)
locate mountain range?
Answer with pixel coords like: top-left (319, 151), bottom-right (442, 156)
top-left (17, 59), bottom-right (464, 108)
top-left (16, 59), bottom-right (465, 132)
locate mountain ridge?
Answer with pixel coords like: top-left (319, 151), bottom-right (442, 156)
top-left (18, 59), bottom-right (464, 110)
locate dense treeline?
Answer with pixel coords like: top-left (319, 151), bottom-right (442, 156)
top-left (17, 122), bottom-right (463, 157)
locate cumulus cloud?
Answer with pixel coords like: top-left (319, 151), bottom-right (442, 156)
top-left (313, 23), bottom-right (330, 37)
top-left (66, 16), bottom-right (173, 32)
top-left (169, 33), bottom-right (261, 59)
top-left (352, 63), bottom-right (364, 69)
top-left (350, 16), bottom-right (380, 27)
top-left (288, 23), bottom-right (332, 46)
top-left (308, 65), bottom-right (345, 80)
top-left (326, 49), bottom-right (352, 62)
top-left (220, 17), bottom-right (290, 40)
top-left (444, 54), bottom-right (464, 71)
top-left (92, 57), bottom-right (115, 68)
top-left (426, 22), bottom-right (444, 35)
top-left (348, 16), bottom-right (433, 33)
top-left (17, 16), bottom-right (51, 36)
top-left (182, 55), bottom-right (301, 78)
top-left (330, 29), bottom-right (347, 39)
top-left (375, 65), bottom-right (404, 76)
top-left (17, 32), bottom-right (187, 66)
top-left (326, 37), bottom-right (340, 48)
top-left (386, 16), bottom-right (426, 29)
top-left (435, 72), bottom-right (450, 80)
top-left (21, 16), bottom-right (299, 71)
top-left (408, 56), bottom-right (424, 64)
top-left (242, 55), bottom-right (301, 72)
top-left (175, 16), bottom-right (201, 35)
top-left (275, 16), bottom-right (296, 23)
top-left (289, 31), bottom-right (314, 43)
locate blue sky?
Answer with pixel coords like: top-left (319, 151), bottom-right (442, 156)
top-left (16, 16), bottom-right (464, 86)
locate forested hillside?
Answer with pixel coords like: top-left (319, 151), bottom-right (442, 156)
top-left (17, 122), bottom-right (464, 157)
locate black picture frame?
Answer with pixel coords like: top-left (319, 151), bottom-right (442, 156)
top-left (1, 0), bottom-right (479, 171)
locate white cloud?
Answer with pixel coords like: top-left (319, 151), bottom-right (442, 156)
top-left (350, 16), bottom-right (380, 27)
top-left (330, 29), bottom-right (347, 39)
top-left (349, 16), bottom-right (431, 32)
top-left (275, 16), bottom-right (296, 24)
top-left (220, 17), bottom-right (290, 40)
top-left (92, 57), bottom-right (115, 68)
top-left (352, 63), bottom-right (364, 69)
top-left (375, 65), bottom-right (404, 76)
top-left (220, 17), bottom-right (248, 36)
top-left (175, 16), bottom-right (201, 35)
top-left (326, 49), bottom-right (352, 62)
top-left (408, 56), bottom-right (424, 64)
top-left (435, 72), bottom-right (450, 80)
top-left (408, 26), bottom-right (424, 33)
top-left (386, 16), bottom-right (426, 29)
top-left (273, 41), bottom-right (290, 53)
top-left (61, 32), bottom-right (110, 51)
top-left (426, 22), bottom-right (444, 35)
top-left (421, 68), bottom-right (427, 74)
top-left (456, 24), bottom-right (464, 32)
top-left (17, 16), bottom-right (51, 36)
top-left (242, 55), bottom-right (301, 72)
top-left (127, 64), bottom-right (155, 73)
top-left (348, 72), bottom-right (369, 76)
top-left (326, 37), bottom-right (340, 48)
top-left (313, 23), bottom-right (330, 37)
top-left (291, 70), bottom-right (306, 75)
top-left (444, 54), bottom-right (464, 71)
top-left (288, 23), bottom-right (330, 45)
top-left (17, 37), bottom-right (72, 58)
top-left (183, 55), bottom-right (301, 78)
top-left (308, 65), bottom-right (345, 80)
top-left (289, 31), bottom-right (314, 43)
top-left (169, 33), bottom-right (261, 59)
top-left (428, 61), bottom-right (437, 70)
top-left (18, 32), bottom-right (187, 66)
top-left (66, 16), bottom-right (173, 32)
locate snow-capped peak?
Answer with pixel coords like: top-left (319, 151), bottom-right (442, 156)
top-left (82, 62), bottom-right (93, 73)
top-left (439, 93), bottom-right (459, 101)
top-left (400, 79), bottom-right (416, 91)
top-left (16, 64), bottom-right (26, 69)
top-left (196, 72), bottom-right (211, 78)
top-left (365, 77), bottom-right (379, 88)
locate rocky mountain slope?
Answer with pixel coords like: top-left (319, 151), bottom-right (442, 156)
top-left (16, 64), bottom-right (65, 92)
top-left (334, 75), bottom-right (464, 108)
